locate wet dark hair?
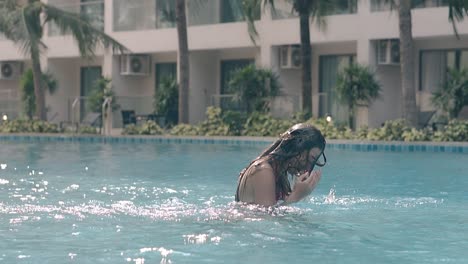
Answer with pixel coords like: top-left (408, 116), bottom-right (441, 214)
top-left (235, 123), bottom-right (326, 202)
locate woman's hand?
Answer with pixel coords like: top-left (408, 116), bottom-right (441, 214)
top-left (286, 170), bottom-right (322, 203)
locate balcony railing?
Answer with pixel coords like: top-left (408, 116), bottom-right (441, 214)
top-left (113, 0), bottom-right (259, 31)
top-left (48, 1), bottom-right (104, 36)
top-left (272, 0), bottom-right (357, 20)
top-left (113, 0), bottom-right (176, 32)
top-left (66, 96), bottom-right (154, 128)
top-left (371, 0), bottom-right (448, 12)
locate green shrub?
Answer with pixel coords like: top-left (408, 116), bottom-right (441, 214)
top-left (355, 126), bottom-right (369, 140)
top-left (366, 119), bottom-right (409, 141)
top-left (243, 112), bottom-right (294, 137)
top-left (431, 68), bottom-right (468, 119)
top-left (121, 124), bottom-right (140, 135)
top-left (139, 121), bottom-right (164, 135)
top-left (154, 77), bottom-right (178, 126)
top-left (77, 125), bottom-right (99, 134)
top-left (120, 121), bottom-right (164, 135)
top-left (335, 63), bottom-right (381, 129)
top-left (305, 118), bottom-right (353, 139)
top-left (402, 128), bottom-right (431, 142)
top-left (87, 78), bottom-right (119, 113)
top-left (228, 65), bottom-right (281, 113)
top-left (222, 110), bottom-right (248, 136)
top-left (169, 124), bottom-right (200, 136)
top-left (433, 120), bottom-right (468, 142)
top-left (20, 69), bottom-right (57, 119)
top-left (0, 120), bottom-right (60, 133)
top-left (198, 107), bottom-right (230, 136)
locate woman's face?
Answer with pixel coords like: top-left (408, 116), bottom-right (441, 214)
top-left (288, 147), bottom-right (323, 175)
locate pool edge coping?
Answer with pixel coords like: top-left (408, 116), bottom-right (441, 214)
top-left (1, 133), bottom-right (467, 153)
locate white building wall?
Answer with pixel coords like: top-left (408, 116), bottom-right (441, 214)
top-left (1, 0), bottom-right (468, 127)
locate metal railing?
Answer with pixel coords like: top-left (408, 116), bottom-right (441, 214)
top-left (48, 1), bottom-right (104, 36)
top-left (65, 96), bottom-right (155, 128)
top-left (371, 0), bottom-right (448, 12)
top-left (210, 94), bottom-right (301, 116)
top-left (113, 0), bottom-right (256, 31)
top-left (113, 0), bottom-right (176, 31)
top-left (272, 0), bottom-right (357, 20)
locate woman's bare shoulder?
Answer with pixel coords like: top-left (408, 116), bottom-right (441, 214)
top-left (250, 159), bottom-right (274, 174)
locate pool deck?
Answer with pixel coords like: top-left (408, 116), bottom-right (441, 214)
top-left (1, 133), bottom-right (467, 153)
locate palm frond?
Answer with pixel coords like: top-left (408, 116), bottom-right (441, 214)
top-left (42, 3), bottom-right (128, 57)
top-left (242, 0), bottom-right (263, 45)
top-left (448, 0), bottom-right (468, 38)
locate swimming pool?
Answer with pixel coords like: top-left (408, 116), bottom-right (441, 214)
top-left (0, 140), bottom-right (467, 263)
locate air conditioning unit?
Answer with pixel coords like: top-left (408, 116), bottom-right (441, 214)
top-left (120, 54), bottom-right (151, 76)
top-left (0, 61), bottom-right (23, 80)
top-left (377, 39), bottom-right (400, 65)
top-left (280, 45), bottom-right (302, 69)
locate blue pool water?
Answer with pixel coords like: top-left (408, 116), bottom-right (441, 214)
top-left (0, 141), bottom-right (467, 263)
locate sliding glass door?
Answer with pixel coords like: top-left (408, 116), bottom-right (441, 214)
top-left (319, 55), bottom-right (355, 125)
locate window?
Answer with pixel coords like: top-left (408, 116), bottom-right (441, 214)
top-left (319, 55), bottom-right (356, 124)
top-left (419, 50), bottom-right (467, 93)
top-left (155, 0), bottom-right (176, 28)
top-left (220, 0), bottom-right (259, 23)
top-left (220, 59), bottom-right (254, 111)
top-left (155, 63), bottom-right (177, 91)
top-left (412, 0), bottom-right (449, 9)
top-left (113, 0), bottom-right (155, 31)
top-left (333, 0), bottom-right (358, 15)
top-left (370, 0), bottom-right (391, 12)
top-left (80, 0), bottom-right (104, 31)
top-left (80, 66), bottom-right (102, 120)
top-left (371, 0), bottom-right (448, 12)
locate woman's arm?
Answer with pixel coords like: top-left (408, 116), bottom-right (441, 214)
top-left (280, 170), bottom-right (322, 206)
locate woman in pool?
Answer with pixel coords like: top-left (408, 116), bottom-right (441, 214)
top-left (235, 123), bottom-right (326, 206)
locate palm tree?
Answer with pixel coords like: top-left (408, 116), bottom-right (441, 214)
top-left (175, 0), bottom-right (189, 124)
top-left (0, 0), bottom-right (126, 120)
top-left (244, 0), bottom-right (333, 118)
top-left (388, 0), bottom-right (468, 127)
top-left (397, 0), bottom-right (418, 127)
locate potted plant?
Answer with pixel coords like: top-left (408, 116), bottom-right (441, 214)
top-left (431, 67), bottom-right (468, 120)
top-left (87, 77), bottom-right (119, 114)
top-left (228, 65), bottom-right (281, 113)
top-left (335, 63), bottom-right (381, 129)
top-left (20, 69), bottom-right (57, 120)
top-left (154, 77), bottom-right (178, 126)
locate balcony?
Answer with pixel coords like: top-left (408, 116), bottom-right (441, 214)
top-left (272, 0), bottom-right (358, 20)
top-left (48, 0), bottom-right (104, 36)
top-left (113, 0), bottom-right (259, 32)
top-left (113, 0), bottom-right (176, 32)
top-left (371, 0), bottom-right (448, 12)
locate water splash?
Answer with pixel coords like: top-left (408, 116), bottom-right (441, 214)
top-left (324, 188), bottom-right (336, 204)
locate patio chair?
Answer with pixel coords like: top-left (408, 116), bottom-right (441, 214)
top-left (418, 110), bottom-right (436, 128)
top-left (80, 112), bottom-right (102, 133)
top-left (121, 110), bottom-right (137, 126)
top-left (456, 106), bottom-right (468, 120)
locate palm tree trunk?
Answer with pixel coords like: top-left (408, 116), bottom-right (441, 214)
top-left (398, 0), bottom-right (418, 127)
top-left (176, 0), bottom-right (189, 124)
top-left (299, 10), bottom-right (312, 117)
top-left (31, 47), bottom-right (46, 120)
